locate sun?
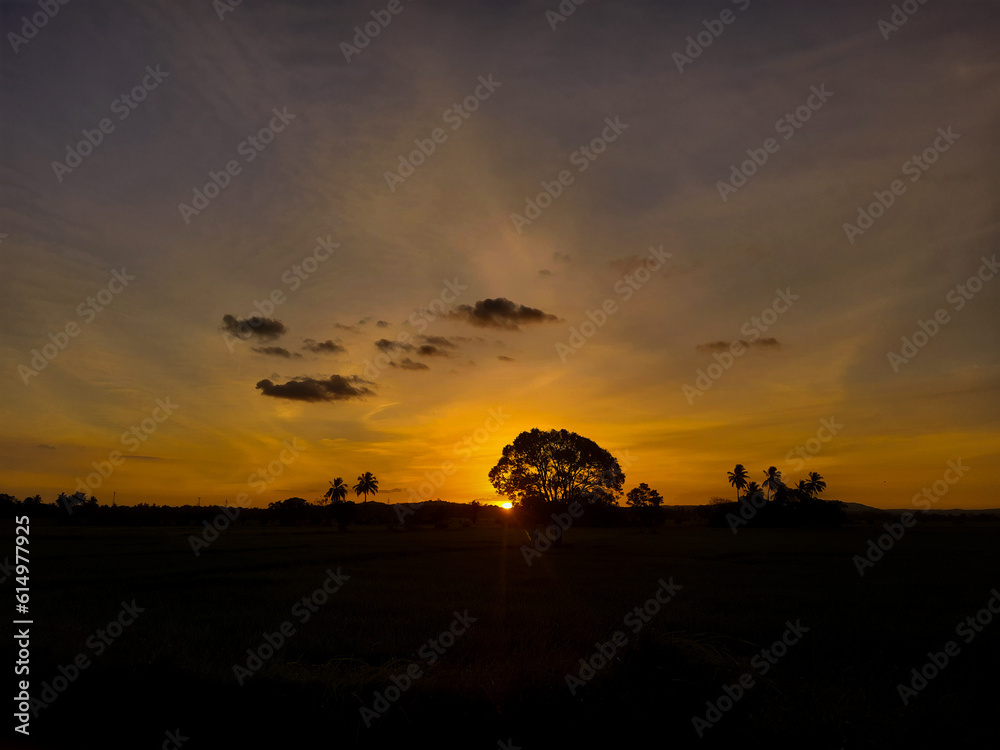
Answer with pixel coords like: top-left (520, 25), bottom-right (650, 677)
top-left (501, 502), bottom-right (512, 510)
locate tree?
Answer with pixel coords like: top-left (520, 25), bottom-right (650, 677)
top-left (795, 479), bottom-right (812, 500)
top-left (353, 472), bottom-right (378, 503)
top-left (323, 478), bottom-right (348, 505)
top-left (744, 481), bottom-right (761, 500)
top-left (762, 466), bottom-right (782, 501)
top-left (727, 464), bottom-right (749, 503)
top-left (488, 428), bottom-right (625, 511)
top-left (626, 483), bottom-right (663, 532)
top-left (806, 472), bottom-right (826, 497)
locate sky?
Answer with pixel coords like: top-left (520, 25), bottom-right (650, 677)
top-left (1, 0), bottom-right (998, 509)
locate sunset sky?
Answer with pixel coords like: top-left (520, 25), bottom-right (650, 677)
top-left (2, 0), bottom-right (998, 509)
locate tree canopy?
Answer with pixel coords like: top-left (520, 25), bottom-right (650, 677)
top-left (488, 428), bottom-right (625, 510)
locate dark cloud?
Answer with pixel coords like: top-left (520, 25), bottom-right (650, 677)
top-left (222, 314), bottom-right (287, 340)
top-left (418, 335), bottom-right (458, 348)
top-left (417, 344), bottom-right (451, 357)
top-left (446, 298), bottom-right (561, 331)
top-left (389, 358), bottom-right (429, 371)
top-left (696, 338), bottom-right (781, 353)
top-left (303, 338), bottom-right (346, 354)
top-left (498, 355), bottom-right (515, 362)
top-left (334, 323), bottom-right (360, 334)
top-left (36, 443), bottom-right (56, 450)
top-left (376, 320), bottom-right (390, 328)
top-left (375, 338), bottom-right (414, 353)
top-left (251, 346), bottom-right (302, 359)
top-left (255, 375), bottom-right (375, 402)
top-left (539, 269), bottom-right (552, 276)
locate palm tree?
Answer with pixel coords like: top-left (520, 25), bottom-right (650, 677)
top-left (762, 467), bottom-right (782, 501)
top-left (744, 481), bottom-right (762, 500)
top-left (353, 472), bottom-right (378, 503)
top-left (807, 472), bottom-right (826, 497)
top-left (795, 479), bottom-right (812, 500)
top-left (323, 478), bottom-right (348, 505)
top-left (727, 464), bottom-right (749, 503)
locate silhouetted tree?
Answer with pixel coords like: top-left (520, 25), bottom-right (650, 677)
top-left (807, 472), bottom-right (826, 497)
top-left (762, 467), bottom-right (782, 501)
top-left (626, 482), bottom-right (664, 532)
top-left (469, 500), bottom-right (482, 525)
top-left (323, 478), bottom-right (348, 504)
top-left (353, 472), bottom-right (378, 503)
top-left (727, 464), bottom-right (749, 503)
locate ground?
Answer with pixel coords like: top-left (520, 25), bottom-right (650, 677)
top-left (7, 521), bottom-right (1000, 749)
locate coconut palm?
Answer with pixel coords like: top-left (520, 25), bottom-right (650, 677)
top-left (744, 481), bottom-right (762, 500)
top-left (353, 472), bottom-right (378, 503)
top-left (727, 464), bottom-right (749, 503)
top-left (795, 479), bottom-right (812, 499)
top-left (323, 477), bottom-right (348, 505)
top-left (807, 472), bottom-right (826, 497)
top-left (762, 466), bottom-right (782, 500)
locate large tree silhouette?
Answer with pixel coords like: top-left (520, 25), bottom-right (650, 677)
top-left (353, 472), bottom-right (378, 503)
top-left (762, 466), bottom-right (782, 501)
top-left (488, 428), bottom-right (624, 511)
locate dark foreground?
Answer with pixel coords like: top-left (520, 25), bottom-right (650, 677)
top-left (6, 521), bottom-right (1000, 749)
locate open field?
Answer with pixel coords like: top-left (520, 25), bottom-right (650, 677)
top-left (7, 521), bottom-right (1000, 749)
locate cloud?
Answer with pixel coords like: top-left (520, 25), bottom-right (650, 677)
top-left (222, 314), bottom-right (287, 340)
top-left (539, 269), bottom-right (552, 276)
top-left (334, 322), bottom-right (360, 334)
top-left (389, 358), bottom-right (429, 371)
top-left (446, 297), bottom-right (562, 330)
top-left (255, 375), bottom-right (375, 402)
top-left (376, 320), bottom-right (390, 328)
top-left (303, 338), bottom-right (347, 354)
top-left (418, 335), bottom-right (458, 348)
top-left (498, 355), bottom-right (515, 362)
top-left (251, 346), bottom-right (302, 358)
top-left (375, 338), bottom-right (414, 353)
top-left (696, 338), bottom-right (781, 353)
top-left (554, 252), bottom-right (571, 263)
top-left (417, 344), bottom-right (451, 357)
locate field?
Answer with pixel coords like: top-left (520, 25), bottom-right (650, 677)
top-left (8, 520), bottom-right (1000, 749)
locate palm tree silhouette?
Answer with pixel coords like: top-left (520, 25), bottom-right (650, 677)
top-left (795, 479), bottom-right (812, 499)
top-left (762, 467), bottom-right (782, 501)
top-left (727, 464), bottom-right (749, 502)
top-left (323, 477), bottom-right (348, 505)
top-left (354, 472), bottom-right (378, 503)
top-left (806, 472), bottom-right (826, 497)
top-left (744, 481), bottom-right (762, 500)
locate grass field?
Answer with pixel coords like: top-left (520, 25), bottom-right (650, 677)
top-left (8, 520), bottom-right (1000, 749)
